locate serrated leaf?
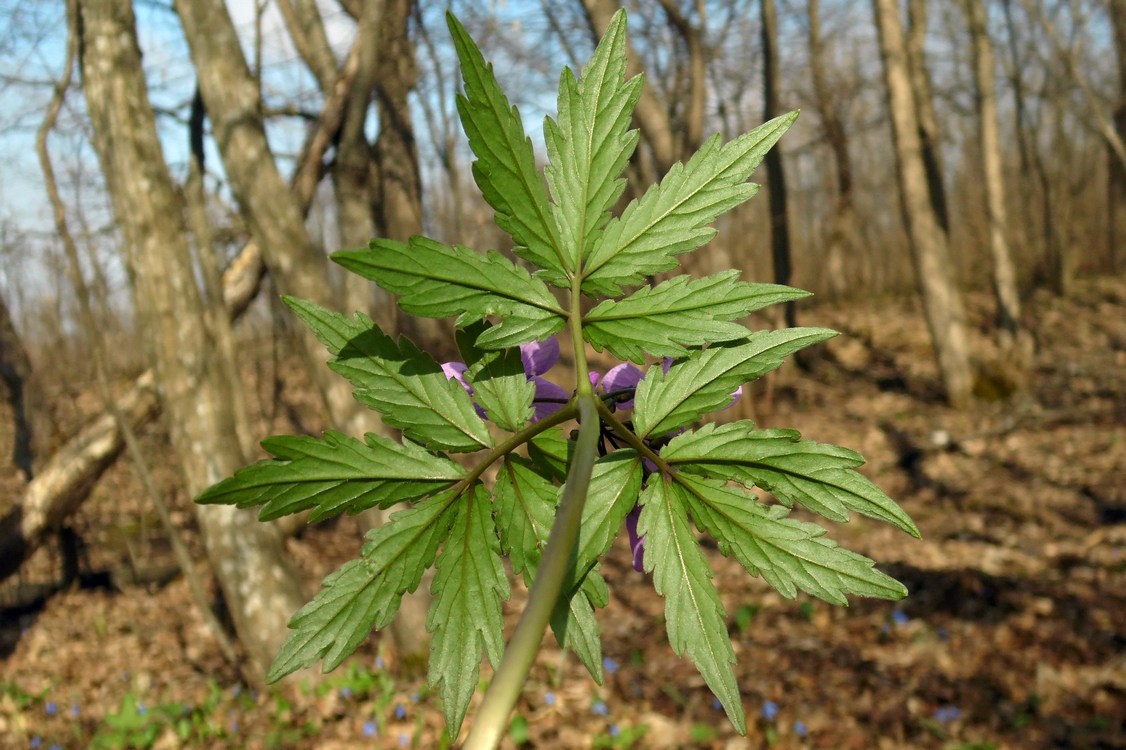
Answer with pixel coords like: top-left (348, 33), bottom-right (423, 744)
top-left (544, 8), bottom-right (641, 268)
top-left (634, 327), bottom-right (837, 437)
top-left (266, 493), bottom-right (458, 682)
top-left (286, 298), bottom-right (492, 452)
top-left (527, 428), bottom-right (575, 481)
top-left (581, 112), bottom-right (799, 295)
top-left (333, 237), bottom-right (565, 348)
top-left (638, 477), bottom-right (744, 733)
top-left (662, 422), bottom-right (920, 537)
top-left (428, 485), bottom-right (510, 735)
top-left (678, 473), bottom-right (908, 604)
top-left (456, 323), bottom-right (535, 431)
top-left (584, 272), bottom-right (810, 363)
top-left (563, 450), bottom-right (643, 598)
top-left (196, 430), bottom-right (463, 522)
top-left (447, 13), bottom-right (568, 282)
top-left (493, 456), bottom-right (604, 681)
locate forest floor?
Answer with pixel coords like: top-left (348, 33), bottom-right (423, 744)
top-left (0, 275), bottom-right (1123, 750)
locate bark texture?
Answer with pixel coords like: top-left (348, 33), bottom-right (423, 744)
top-left (77, 0), bottom-right (305, 681)
top-left (873, 0), bottom-right (974, 408)
top-left (1111, 0), bottom-right (1126, 272)
top-left (964, 0), bottom-right (1023, 340)
top-left (760, 0), bottom-right (795, 327)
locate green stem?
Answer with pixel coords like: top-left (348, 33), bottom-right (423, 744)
top-left (462, 394), bottom-right (600, 750)
top-left (594, 398), bottom-right (671, 474)
top-left (570, 274), bottom-right (593, 397)
top-left (456, 401), bottom-right (578, 492)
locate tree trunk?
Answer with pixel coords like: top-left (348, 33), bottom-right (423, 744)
top-left (1110, 0), bottom-right (1126, 273)
top-left (760, 0), bottom-right (795, 327)
top-left (905, 0), bottom-right (950, 233)
top-left (0, 288), bottom-right (39, 475)
top-left (807, 0), bottom-right (858, 299)
top-left (964, 0), bottom-right (1025, 351)
top-left (76, 0), bottom-right (305, 682)
top-left (873, 0), bottom-right (975, 408)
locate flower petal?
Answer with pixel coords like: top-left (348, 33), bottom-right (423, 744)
top-left (441, 361), bottom-right (471, 393)
top-left (601, 362), bottom-right (644, 409)
top-left (530, 376), bottom-right (570, 421)
top-left (520, 336), bottom-right (560, 377)
top-left (625, 506), bottom-right (645, 572)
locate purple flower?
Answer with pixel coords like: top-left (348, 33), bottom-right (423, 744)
top-left (933, 705), bottom-right (961, 723)
top-left (761, 700), bottom-right (779, 721)
top-left (44, 701), bottom-right (58, 716)
top-left (602, 656), bottom-right (619, 675)
top-left (363, 720), bottom-right (378, 737)
top-left (625, 507), bottom-right (645, 572)
top-left (794, 720), bottom-right (808, 737)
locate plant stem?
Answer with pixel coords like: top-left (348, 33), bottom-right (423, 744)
top-left (462, 394), bottom-right (600, 750)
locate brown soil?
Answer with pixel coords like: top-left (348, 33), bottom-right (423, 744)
top-left (1, 276), bottom-right (1123, 749)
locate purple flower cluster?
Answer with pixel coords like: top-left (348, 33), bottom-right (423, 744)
top-left (443, 336), bottom-right (742, 573)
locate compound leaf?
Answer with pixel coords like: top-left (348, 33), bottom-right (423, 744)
top-left (638, 476), bottom-right (744, 733)
top-left (195, 430), bottom-right (463, 522)
top-left (448, 13), bottom-right (568, 282)
top-left (581, 112), bottom-right (798, 295)
top-left (333, 237), bottom-right (565, 348)
top-left (286, 298), bottom-right (492, 452)
top-left (634, 327), bottom-right (837, 437)
top-left (544, 8), bottom-right (641, 268)
top-left (679, 474), bottom-right (908, 604)
top-left (428, 485), bottom-right (510, 735)
top-left (583, 271), bottom-right (809, 362)
top-left (662, 422), bottom-right (920, 537)
top-left (266, 492), bottom-right (457, 682)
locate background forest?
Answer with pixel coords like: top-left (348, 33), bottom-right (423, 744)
top-left (0, 0), bottom-right (1123, 748)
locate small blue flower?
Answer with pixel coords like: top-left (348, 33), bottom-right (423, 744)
top-left (609, 724), bottom-right (621, 738)
top-left (339, 687), bottom-right (353, 699)
top-left (30, 737), bottom-right (41, 749)
top-left (49, 745), bottom-right (61, 750)
top-left (70, 703), bottom-right (80, 717)
top-left (592, 699), bottom-right (609, 716)
top-left (892, 609), bottom-right (909, 627)
top-left (229, 720), bottom-right (239, 732)
top-left (544, 691), bottom-right (556, 706)
top-left (937, 626), bottom-right (949, 641)
top-left (231, 685), bottom-right (242, 698)
top-left (933, 705), bottom-right (961, 723)
top-left (410, 691), bottom-right (420, 704)
top-left (398, 732), bottom-right (409, 747)
top-left (137, 703), bottom-right (148, 716)
top-left (374, 656), bottom-right (385, 670)
top-left (761, 700), bottom-right (779, 721)
top-left (363, 720), bottom-right (378, 737)
top-left (395, 704), bottom-right (407, 720)
top-left (45, 701), bottom-right (58, 716)
top-left (602, 656), bottom-right (619, 675)
top-left (711, 697), bottom-right (723, 711)
top-left (794, 720), bottom-right (808, 737)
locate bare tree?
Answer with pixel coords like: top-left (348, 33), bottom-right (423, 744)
top-left (873, 0), bottom-right (974, 408)
top-left (905, 0), bottom-right (950, 233)
top-left (75, 0), bottom-right (306, 682)
top-left (963, 0), bottom-right (1027, 357)
top-left (760, 0), bottom-right (795, 327)
top-left (806, 0), bottom-right (859, 299)
top-left (1110, 0), bottom-right (1126, 272)
top-left (0, 292), bottom-right (40, 479)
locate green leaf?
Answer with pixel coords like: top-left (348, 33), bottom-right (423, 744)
top-left (637, 477), bottom-right (744, 733)
top-left (565, 450), bottom-right (643, 598)
top-left (678, 473), bottom-right (908, 604)
top-left (493, 456), bottom-right (605, 681)
top-left (493, 456), bottom-right (558, 579)
top-left (583, 271), bottom-right (810, 363)
top-left (266, 493), bottom-right (457, 682)
top-left (447, 13), bottom-right (568, 282)
top-left (634, 327), bottom-right (837, 437)
top-left (333, 237), bottom-right (565, 348)
top-left (286, 298), bottom-right (492, 452)
top-left (582, 112), bottom-right (799, 295)
top-left (428, 485), bottom-right (510, 735)
top-left (527, 428), bottom-right (574, 481)
top-left (456, 323), bottom-right (535, 432)
top-left (544, 8), bottom-right (641, 268)
top-left (662, 422), bottom-right (920, 537)
top-left (195, 430), bottom-right (463, 522)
